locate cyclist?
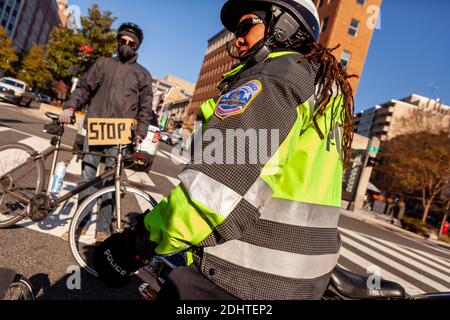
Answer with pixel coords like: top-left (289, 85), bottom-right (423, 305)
top-left (60, 23), bottom-right (155, 243)
top-left (94, 0), bottom-right (356, 299)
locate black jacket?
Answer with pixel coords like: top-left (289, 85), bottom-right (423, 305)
top-left (64, 55), bottom-right (154, 138)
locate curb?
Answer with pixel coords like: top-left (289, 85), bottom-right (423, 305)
top-left (340, 210), bottom-right (427, 240)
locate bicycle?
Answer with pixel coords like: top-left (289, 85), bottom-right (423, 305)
top-left (0, 112), bottom-right (158, 275)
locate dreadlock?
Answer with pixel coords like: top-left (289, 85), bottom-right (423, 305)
top-left (298, 41), bottom-right (357, 169)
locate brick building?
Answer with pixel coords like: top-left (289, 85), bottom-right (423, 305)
top-left (315, 0), bottom-right (382, 94)
top-left (183, 29), bottom-right (237, 132)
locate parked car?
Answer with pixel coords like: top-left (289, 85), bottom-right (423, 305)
top-left (167, 134), bottom-right (182, 146)
top-left (0, 85), bottom-right (16, 104)
top-left (159, 132), bottom-right (171, 143)
top-left (130, 125), bottom-right (160, 172)
top-left (37, 93), bottom-right (52, 104)
top-left (0, 77), bottom-right (37, 107)
top-left (73, 117), bottom-right (160, 173)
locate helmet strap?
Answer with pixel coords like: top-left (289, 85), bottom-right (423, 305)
top-left (226, 38), bottom-right (272, 65)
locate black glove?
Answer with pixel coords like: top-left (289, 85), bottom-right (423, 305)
top-left (93, 216), bottom-right (157, 288)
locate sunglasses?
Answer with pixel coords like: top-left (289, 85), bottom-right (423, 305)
top-left (118, 38), bottom-right (138, 50)
top-left (235, 17), bottom-right (264, 38)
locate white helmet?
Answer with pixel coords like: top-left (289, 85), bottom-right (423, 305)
top-left (221, 0), bottom-right (321, 44)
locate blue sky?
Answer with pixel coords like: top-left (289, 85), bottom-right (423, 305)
top-left (70, 0), bottom-right (450, 113)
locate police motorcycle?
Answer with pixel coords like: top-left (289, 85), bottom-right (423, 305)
top-left (136, 254), bottom-right (450, 301)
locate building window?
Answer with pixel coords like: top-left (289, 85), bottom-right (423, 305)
top-left (340, 50), bottom-right (351, 68)
top-left (348, 19), bottom-right (360, 37)
top-left (321, 16), bottom-right (329, 32)
top-left (357, 0), bottom-right (366, 5)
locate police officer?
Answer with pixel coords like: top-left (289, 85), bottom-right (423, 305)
top-left (60, 23), bottom-right (155, 243)
top-left (93, 0), bottom-right (356, 300)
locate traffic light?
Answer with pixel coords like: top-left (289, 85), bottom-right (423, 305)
top-left (78, 45), bottom-right (94, 62)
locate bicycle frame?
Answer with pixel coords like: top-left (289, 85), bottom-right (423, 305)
top-left (0, 123), bottom-right (131, 230)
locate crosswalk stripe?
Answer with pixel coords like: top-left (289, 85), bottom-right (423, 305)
top-left (158, 149), bottom-right (189, 164)
top-left (150, 171), bottom-right (180, 186)
top-left (17, 181), bottom-right (78, 237)
top-left (65, 154), bottom-right (81, 176)
top-left (125, 169), bottom-right (155, 187)
top-left (404, 246), bottom-right (450, 267)
top-left (354, 231), bottom-right (450, 277)
top-left (340, 229), bottom-right (450, 285)
top-left (19, 136), bottom-right (51, 153)
top-left (156, 150), bottom-right (170, 160)
top-left (2, 127), bottom-right (72, 149)
top-left (340, 233), bottom-right (449, 292)
top-left (340, 247), bottom-right (424, 295)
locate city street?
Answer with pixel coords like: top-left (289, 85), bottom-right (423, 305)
top-left (0, 102), bottom-right (449, 300)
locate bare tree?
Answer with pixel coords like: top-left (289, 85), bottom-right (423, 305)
top-left (392, 102), bottom-right (450, 137)
top-left (377, 131), bottom-right (450, 224)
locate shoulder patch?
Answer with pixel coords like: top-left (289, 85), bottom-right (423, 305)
top-left (215, 80), bottom-right (262, 120)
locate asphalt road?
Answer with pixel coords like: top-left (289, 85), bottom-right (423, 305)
top-left (1, 102), bottom-right (449, 299)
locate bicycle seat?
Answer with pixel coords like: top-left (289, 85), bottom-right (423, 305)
top-left (329, 265), bottom-right (406, 300)
top-left (45, 112), bottom-right (60, 121)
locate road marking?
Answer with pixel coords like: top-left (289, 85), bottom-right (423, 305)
top-left (19, 136), bottom-right (51, 153)
top-left (340, 229), bottom-right (450, 285)
top-left (0, 125), bottom-right (72, 149)
top-left (125, 169), bottom-right (155, 187)
top-left (158, 149), bottom-right (189, 164)
top-left (405, 246), bottom-right (450, 266)
top-left (17, 181), bottom-right (78, 238)
top-left (156, 150), bottom-right (170, 159)
top-left (339, 247), bottom-right (424, 295)
top-left (354, 231), bottom-right (450, 277)
top-left (65, 154), bottom-right (81, 176)
top-left (150, 171), bottom-right (180, 186)
top-left (340, 233), bottom-right (449, 292)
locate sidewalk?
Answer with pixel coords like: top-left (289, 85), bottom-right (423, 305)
top-left (340, 203), bottom-right (450, 249)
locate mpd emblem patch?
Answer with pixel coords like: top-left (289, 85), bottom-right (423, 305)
top-left (215, 80), bottom-right (262, 119)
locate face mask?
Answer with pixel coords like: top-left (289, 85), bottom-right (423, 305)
top-left (118, 45), bottom-right (136, 61)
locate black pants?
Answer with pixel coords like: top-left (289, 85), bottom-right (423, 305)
top-left (157, 265), bottom-right (238, 300)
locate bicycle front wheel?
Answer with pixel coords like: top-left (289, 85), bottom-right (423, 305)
top-left (69, 185), bottom-right (157, 277)
top-left (0, 144), bottom-right (45, 228)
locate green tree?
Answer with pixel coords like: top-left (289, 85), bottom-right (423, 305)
top-left (45, 26), bottom-right (84, 83)
top-left (0, 26), bottom-right (18, 76)
top-left (17, 45), bottom-right (53, 90)
top-left (80, 3), bottom-right (117, 64)
top-left (376, 131), bottom-right (450, 225)
top-left (44, 4), bottom-right (117, 83)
